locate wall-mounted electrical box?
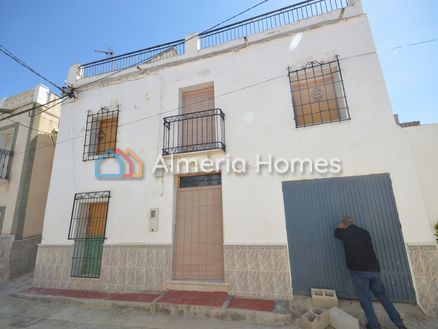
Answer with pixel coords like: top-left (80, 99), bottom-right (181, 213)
top-left (149, 208), bottom-right (159, 232)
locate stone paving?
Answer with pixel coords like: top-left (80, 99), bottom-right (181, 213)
top-left (1, 274), bottom-right (437, 329)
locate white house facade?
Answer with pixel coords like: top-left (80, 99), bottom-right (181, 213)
top-left (34, 0), bottom-right (438, 315)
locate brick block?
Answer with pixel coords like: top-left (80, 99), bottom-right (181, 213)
top-left (329, 307), bottom-right (359, 329)
top-left (302, 307), bottom-right (330, 329)
top-left (311, 288), bottom-right (338, 309)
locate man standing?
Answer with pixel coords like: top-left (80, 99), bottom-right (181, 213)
top-left (334, 216), bottom-right (407, 329)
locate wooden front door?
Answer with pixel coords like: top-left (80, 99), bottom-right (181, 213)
top-left (173, 174), bottom-right (224, 281)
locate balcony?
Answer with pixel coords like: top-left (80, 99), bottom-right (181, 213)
top-left (77, 0), bottom-right (350, 79)
top-left (0, 148), bottom-right (13, 180)
top-left (198, 0), bottom-right (349, 48)
top-left (81, 40), bottom-right (185, 78)
top-left (162, 109), bottom-right (225, 156)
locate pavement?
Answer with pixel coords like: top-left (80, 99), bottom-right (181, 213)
top-left (1, 274), bottom-right (437, 329)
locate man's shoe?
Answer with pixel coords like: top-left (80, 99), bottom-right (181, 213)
top-left (397, 326), bottom-right (408, 329)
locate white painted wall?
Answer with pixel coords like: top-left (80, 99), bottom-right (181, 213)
top-left (41, 5), bottom-right (436, 248)
top-left (404, 124), bottom-right (438, 232)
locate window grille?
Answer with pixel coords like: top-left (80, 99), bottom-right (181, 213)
top-left (68, 191), bottom-right (110, 278)
top-left (288, 56), bottom-right (350, 128)
top-left (83, 107), bottom-right (119, 161)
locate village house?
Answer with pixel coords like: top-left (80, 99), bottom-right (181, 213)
top-left (0, 84), bottom-right (60, 280)
top-left (33, 0), bottom-right (438, 315)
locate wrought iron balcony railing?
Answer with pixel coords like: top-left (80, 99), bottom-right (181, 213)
top-left (162, 109), bottom-right (225, 155)
top-left (199, 0), bottom-right (349, 48)
top-left (0, 148), bottom-right (13, 179)
top-left (78, 0), bottom-right (350, 78)
top-left (81, 39), bottom-right (185, 78)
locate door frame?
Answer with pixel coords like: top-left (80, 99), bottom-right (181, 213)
top-left (171, 171), bottom-right (225, 281)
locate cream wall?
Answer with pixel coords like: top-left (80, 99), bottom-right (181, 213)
top-left (41, 8), bottom-right (435, 248)
top-left (404, 124), bottom-right (438, 232)
top-left (0, 114), bottom-right (30, 234)
top-left (22, 108), bottom-right (59, 238)
top-left (22, 117), bottom-right (58, 237)
top-left (0, 85), bottom-right (60, 236)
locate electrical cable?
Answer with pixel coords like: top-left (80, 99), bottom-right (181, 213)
top-left (1, 97), bottom-right (68, 135)
top-left (6, 37), bottom-right (438, 157)
top-left (200, 0), bottom-right (268, 34)
top-left (29, 97), bottom-right (69, 118)
top-left (0, 96), bottom-right (68, 122)
top-left (0, 44), bottom-right (64, 93)
top-left (75, 0), bottom-right (270, 91)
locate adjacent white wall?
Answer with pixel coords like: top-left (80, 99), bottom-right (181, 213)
top-left (41, 9), bottom-right (436, 247)
top-left (404, 124), bottom-right (438, 232)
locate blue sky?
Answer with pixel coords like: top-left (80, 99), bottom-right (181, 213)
top-left (1, 0), bottom-right (437, 123)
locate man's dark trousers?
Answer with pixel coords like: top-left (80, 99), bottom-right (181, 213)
top-left (351, 271), bottom-right (404, 329)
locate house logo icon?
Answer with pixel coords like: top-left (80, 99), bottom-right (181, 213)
top-left (95, 148), bottom-right (143, 179)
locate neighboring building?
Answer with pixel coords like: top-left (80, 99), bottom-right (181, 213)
top-left (0, 84), bottom-right (60, 280)
top-left (34, 0), bottom-right (438, 315)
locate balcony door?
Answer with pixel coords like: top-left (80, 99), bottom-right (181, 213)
top-left (180, 86), bottom-right (215, 150)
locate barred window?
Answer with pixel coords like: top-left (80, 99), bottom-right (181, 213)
top-left (288, 56), bottom-right (350, 128)
top-left (83, 107), bottom-right (119, 161)
top-left (68, 191), bottom-right (110, 278)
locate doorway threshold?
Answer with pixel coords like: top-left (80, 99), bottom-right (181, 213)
top-left (164, 280), bottom-right (230, 293)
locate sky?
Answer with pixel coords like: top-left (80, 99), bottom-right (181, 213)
top-left (1, 0), bottom-right (437, 124)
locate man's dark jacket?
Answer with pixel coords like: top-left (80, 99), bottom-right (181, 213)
top-left (334, 224), bottom-right (380, 272)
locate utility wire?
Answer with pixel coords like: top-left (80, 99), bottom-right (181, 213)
top-left (29, 97), bottom-right (69, 118)
top-left (11, 71), bottom-right (287, 157)
top-left (0, 44), bottom-right (64, 93)
top-left (1, 98), bottom-right (69, 139)
top-left (201, 0), bottom-right (268, 34)
top-left (7, 37), bottom-right (438, 157)
top-left (0, 97), bottom-right (67, 122)
top-left (7, 119), bottom-right (54, 136)
top-left (75, 0), bottom-right (270, 91)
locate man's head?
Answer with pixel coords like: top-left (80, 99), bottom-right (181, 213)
top-left (338, 215), bottom-right (354, 229)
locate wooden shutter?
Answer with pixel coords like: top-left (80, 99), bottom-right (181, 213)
top-left (97, 117), bottom-right (117, 154)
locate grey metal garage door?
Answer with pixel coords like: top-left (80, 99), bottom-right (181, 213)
top-left (282, 173), bottom-right (416, 302)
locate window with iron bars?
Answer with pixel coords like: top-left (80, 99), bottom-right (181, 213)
top-left (68, 191), bottom-right (110, 278)
top-left (288, 56), bottom-right (350, 128)
top-left (83, 107), bottom-right (119, 161)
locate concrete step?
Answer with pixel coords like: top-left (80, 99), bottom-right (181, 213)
top-left (164, 280), bottom-right (230, 293)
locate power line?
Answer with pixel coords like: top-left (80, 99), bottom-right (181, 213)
top-left (0, 44), bottom-right (64, 93)
top-left (75, 0), bottom-right (270, 92)
top-left (11, 71), bottom-right (288, 157)
top-left (29, 97), bottom-right (69, 118)
top-left (201, 0), bottom-right (268, 34)
top-left (5, 97), bottom-right (69, 135)
top-left (7, 37), bottom-right (438, 157)
top-left (7, 119), bottom-right (53, 136)
top-left (0, 97), bottom-right (67, 123)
